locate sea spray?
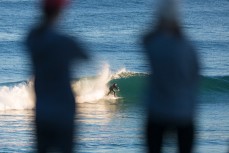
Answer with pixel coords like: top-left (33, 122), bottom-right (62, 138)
top-left (72, 64), bottom-right (112, 103)
top-left (71, 65), bottom-right (143, 103)
top-left (0, 65), bottom-right (120, 110)
top-left (0, 81), bottom-right (35, 110)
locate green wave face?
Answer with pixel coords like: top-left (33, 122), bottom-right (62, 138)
top-left (108, 75), bottom-right (150, 103)
top-left (200, 76), bottom-right (229, 92)
top-left (108, 74), bottom-right (229, 104)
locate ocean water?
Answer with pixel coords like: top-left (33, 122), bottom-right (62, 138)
top-left (0, 0), bottom-right (229, 153)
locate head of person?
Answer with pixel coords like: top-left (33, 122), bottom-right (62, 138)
top-left (155, 0), bottom-right (182, 36)
top-left (41, 0), bottom-right (69, 23)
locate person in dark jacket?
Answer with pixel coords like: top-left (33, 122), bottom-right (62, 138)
top-left (143, 0), bottom-right (200, 153)
top-left (26, 0), bottom-right (88, 152)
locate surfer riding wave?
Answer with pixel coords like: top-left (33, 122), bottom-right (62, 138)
top-left (107, 83), bottom-right (119, 97)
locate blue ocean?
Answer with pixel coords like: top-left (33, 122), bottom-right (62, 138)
top-left (0, 0), bottom-right (228, 152)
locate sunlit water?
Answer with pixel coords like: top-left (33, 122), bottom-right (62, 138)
top-left (0, 99), bottom-right (228, 153)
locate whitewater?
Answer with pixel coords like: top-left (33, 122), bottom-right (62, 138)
top-left (1, 63), bottom-right (228, 111)
top-left (0, 65), bottom-right (140, 110)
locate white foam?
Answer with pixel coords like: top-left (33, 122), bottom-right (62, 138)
top-left (0, 64), bottom-right (129, 110)
top-left (73, 64), bottom-right (112, 103)
top-left (111, 67), bottom-right (139, 79)
top-left (0, 81), bottom-right (35, 110)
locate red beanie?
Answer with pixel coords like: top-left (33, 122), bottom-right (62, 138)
top-left (42, 0), bottom-right (69, 10)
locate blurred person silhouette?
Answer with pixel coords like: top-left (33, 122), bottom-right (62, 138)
top-left (143, 0), bottom-right (200, 153)
top-left (25, 0), bottom-right (88, 152)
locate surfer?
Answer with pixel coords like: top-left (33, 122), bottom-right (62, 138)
top-left (107, 83), bottom-right (119, 97)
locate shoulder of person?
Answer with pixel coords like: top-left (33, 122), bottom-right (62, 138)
top-left (143, 31), bottom-right (158, 45)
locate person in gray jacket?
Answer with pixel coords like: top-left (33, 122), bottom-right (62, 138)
top-left (143, 0), bottom-right (200, 153)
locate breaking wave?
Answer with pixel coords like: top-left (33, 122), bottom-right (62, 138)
top-left (0, 64), bottom-right (228, 110)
